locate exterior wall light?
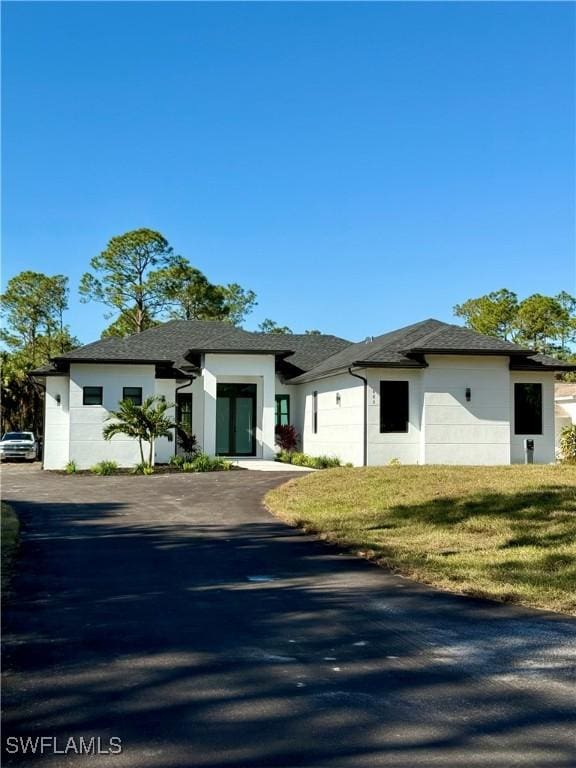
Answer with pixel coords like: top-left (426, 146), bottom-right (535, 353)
top-left (336, 392), bottom-right (342, 406)
top-left (56, 394), bottom-right (62, 406)
top-left (465, 388), bottom-right (471, 402)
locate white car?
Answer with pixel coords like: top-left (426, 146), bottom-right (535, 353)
top-left (0, 431), bottom-right (38, 461)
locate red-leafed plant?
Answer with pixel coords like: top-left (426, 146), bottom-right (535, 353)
top-left (275, 424), bottom-right (299, 453)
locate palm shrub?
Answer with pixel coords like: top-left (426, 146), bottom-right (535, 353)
top-left (103, 395), bottom-right (178, 467)
top-left (559, 425), bottom-right (576, 464)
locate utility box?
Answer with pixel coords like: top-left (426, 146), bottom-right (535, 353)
top-left (524, 439), bottom-right (535, 464)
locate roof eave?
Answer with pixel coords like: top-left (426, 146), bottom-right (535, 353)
top-left (406, 347), bottom-right (535, 357)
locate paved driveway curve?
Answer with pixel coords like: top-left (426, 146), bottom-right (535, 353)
top-left (2, 465), bottom-right (575, 768)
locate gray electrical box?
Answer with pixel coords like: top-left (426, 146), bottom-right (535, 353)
top-left (524, 439), bottom-right (534, 464)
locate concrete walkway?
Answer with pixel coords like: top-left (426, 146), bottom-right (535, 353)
top-left (229, 458), bottom-right (313, 471)
top-left (1, 464), bottom-right (575, 768)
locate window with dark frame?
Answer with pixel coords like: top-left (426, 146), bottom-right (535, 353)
top-left (122, 387), bottom-right (143, 406)
top-left (275, 395), bottom-right (290, 427)
top-left (514, 383), bottom-right (542, 435)
top-left (312, 391), bottom-right (318, 434)
top-left (380, 381), bottom-right (409, 433)
top-left (83, 386), bottom-right (103, 406)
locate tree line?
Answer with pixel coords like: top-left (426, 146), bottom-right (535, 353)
top-left (453, 288), bottom-right (576, 358)
top-left (1, 228), bottom-right (575, 433)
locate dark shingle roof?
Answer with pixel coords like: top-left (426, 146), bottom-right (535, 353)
top-left (510, 353), bottom-right (576, 371)
top-left (33, 318), bottom-right (575, 380)
top-left (290, 319), bottom-right (575, 382)
top-left (46, 320), bottom-right (351, 376)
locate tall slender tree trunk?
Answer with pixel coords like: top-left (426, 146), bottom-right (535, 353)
top-left (138, 439), bottom-right (145, 465)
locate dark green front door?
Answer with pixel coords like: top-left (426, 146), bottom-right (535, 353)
top-left (216, 383), bottom-right (257, 456)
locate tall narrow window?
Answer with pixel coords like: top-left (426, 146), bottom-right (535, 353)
top-left (514, 383), bottom-right (542, 435)
top-left (122, 387), bottom-right (142, 406)
top-left (312, 391), bottom-right (318, 434)
top-left (83, 386), bottom-right (103, 406)
top-left (275, 395), bottom-right (290, 427)
top-left (380, 381), bottom-right (409, 433)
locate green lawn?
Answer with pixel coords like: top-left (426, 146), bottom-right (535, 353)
top-left (266, 465), bottom-right (576, 614)
top-left (1, 501), bottom-right (20, 594)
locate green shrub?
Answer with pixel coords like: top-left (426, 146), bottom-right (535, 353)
top-left (132, 462), bottom-right (154, 475)
top-left (65, 460), bottom-right (78, 474)
top-left (276, 451), bottom-right (341, 469)
top-left (176, 453), bottom-right (232, 473)
top-left (559, 425), bottom-right (576, 464)
top-left (388, 457), bottom-right (401, 466)
top-left (313, 455), bottom-right (341, 469)
top-left (192, 453), bottom-right (232, 472)
top-left (275, 450), bottom-right (292, 464)
top-left (169, 455), bottom-right (185, 469)
top-left (90, 460), bottom-right (119, 476)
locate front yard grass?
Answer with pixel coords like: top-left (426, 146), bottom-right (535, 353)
top-left (266, 465), bottom-right (576, 615)
top-left (1, 501), bottom-right (20, 594)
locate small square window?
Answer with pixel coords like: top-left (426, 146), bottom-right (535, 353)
top-left (123, 387), bottom-right (143, 406)
top-left (83, 386), bottom-right (103, 406)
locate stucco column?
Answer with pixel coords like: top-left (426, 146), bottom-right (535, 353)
top-left (202, 367), bottom-right (217, 455)
top-left (262, 368), bottom-right (276, 460)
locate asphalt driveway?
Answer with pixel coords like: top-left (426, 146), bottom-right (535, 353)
top-left (1, 464), bottom-right (575, 768)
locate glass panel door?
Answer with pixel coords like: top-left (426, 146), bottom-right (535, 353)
top-left (234, 397), bottom-right (254, 454)
top-left (216, 384), bottom-right (257, 456)
top-left (216, 396), bottom-right (231, 455)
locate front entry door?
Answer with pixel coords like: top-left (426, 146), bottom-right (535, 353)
top-left (216, 383), bottom-right (257, 456)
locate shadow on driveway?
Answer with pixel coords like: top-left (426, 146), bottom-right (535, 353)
top-left (1, 470), bottom-right (575, 767)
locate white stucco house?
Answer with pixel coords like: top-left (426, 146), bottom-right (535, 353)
top-left (32, 318), bottom-right (575, 469)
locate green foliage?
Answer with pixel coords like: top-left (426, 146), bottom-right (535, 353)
top-left (388, 457), bottom-right (401, 466)
top-left (90, 460), bottom-right (119, 476)
top-left (80, 228), bottom-right (176, 334)
top-left (169, 452), bottom-right (198, 469)
top-left (219, 283), bottom-right (258, 326)
top-left (103, 395), bottom-right (177, 466)
top-left (258, 318), bottom-right (293, 334)
top-left (515, 294), bottom-right (571, 353)
top-left (190, 452), bottom-right (232, 472)
top-left (0, 271), bottom-right (78, 433)
top-left (101, 308), bottom-right (159, 338)
top-left (454, 289), bottom-right (576, 356)
top-left (454, 289), bottom-right (518, 340)
top-left (132, 462), bottom-right (154, 475)
top-left (154, 256), bottom-right (230, 321)
top-left (65, 460), bottom-right (78, 474)
top-left (559, 425), bottom-right (576, 464)
top-left (276, 451), bottom-right (342, 469)
top-left (82, 229), bottom-right (258, 336)
top-left (171, 452), bottom-right (232, 472)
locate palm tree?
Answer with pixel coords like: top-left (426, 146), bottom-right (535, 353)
top-left (103, 395), bottom-right (177, 467)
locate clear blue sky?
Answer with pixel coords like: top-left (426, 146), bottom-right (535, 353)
top-left (2, 1), bottom-right (575, 344)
